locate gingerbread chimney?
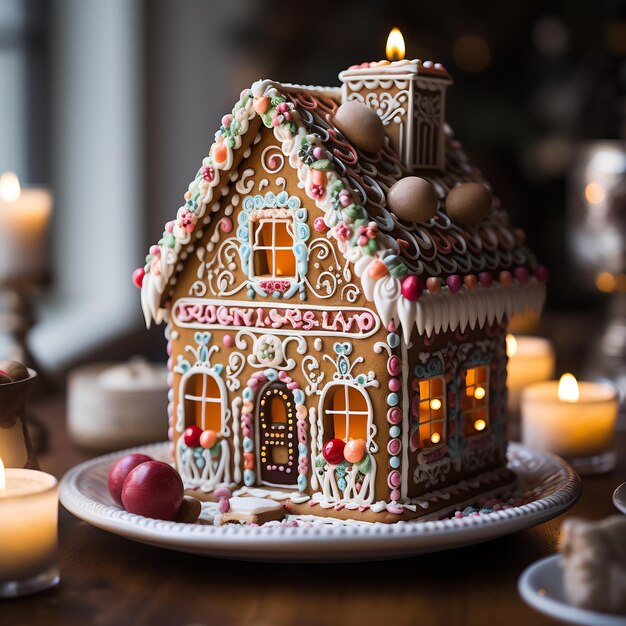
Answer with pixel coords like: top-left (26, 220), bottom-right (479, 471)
top-left (338, 36), bottom-right (452, 172)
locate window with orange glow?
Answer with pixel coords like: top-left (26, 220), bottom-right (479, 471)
top-left (252, 219), bottom-right (296, 278)
top-left (324, 384), bottom-right (369, 442)
top-left (183, 371), bottom-right (223, 432)
top-left (411, 376), bottom-right (446, 449)
top-left (462, 365), bottom-right (489, 436)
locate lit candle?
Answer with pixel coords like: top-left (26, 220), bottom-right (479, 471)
top-left (521, 373), bottom-right (619, 475)
top-left (0, 457), bottom-right (59, 597)
top-left (506, 334), bottom-right (555, 412)
top-left (0, 171), bottom-right (53, 282)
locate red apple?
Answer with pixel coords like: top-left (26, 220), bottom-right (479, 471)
top-left (107, 453), bottom-right (153, 505)
top-left (121, 461), bottom-right (184, 520)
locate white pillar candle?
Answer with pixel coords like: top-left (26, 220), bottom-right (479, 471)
top-left (0, 172), bottom-right (53, 282)
top-left (521, 374), bottom-right (619, 472)
top-left (506, 334), bottom-right (555, 413)
top-left (0, 459), bottom-right (59, 596)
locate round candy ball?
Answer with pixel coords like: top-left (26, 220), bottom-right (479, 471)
top-left (132, 267), bottom-right (145, 288)
top-left (183, 425), bottom-right (203, 448)
top-left (0, 360), bottom-right (29, 383)
top-left (107, 453), bottom-right (153, 506)
top-left (333, 101), bottom-right (385, 153)
top-left (322, 438), bottom-right (346, 465)
top-left (344, 439), bottom-right (366, 464)
top-left (121, 460), bottom-right (184, 521)
top-left (445, 182), bottom-right (492, 225)
top-left (387, 177), bottom-right (438, 223)
top-left (199, 429), bottom-right (218, 449)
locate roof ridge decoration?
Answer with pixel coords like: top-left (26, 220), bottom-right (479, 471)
top-left (139, 79), bottom-right (546, 340)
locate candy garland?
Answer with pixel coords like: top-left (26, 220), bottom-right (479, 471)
top-left (385, 322), bottom-right (404, 502)
top-left (241, 369), bottom-right (309, 492)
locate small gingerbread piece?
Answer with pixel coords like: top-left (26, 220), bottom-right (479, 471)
top-left (219, 496), bottom-right (286, 525)
top-left (560, 516), bottom-right (626, 615)
top-left (0, 360), bottom-right (29, 384)
top-left (333, 100), bottom-right (385, 154)
top-left (445, 182), bottom-right (492, 225)
top-left (173, 496), bottom-right (202, 524)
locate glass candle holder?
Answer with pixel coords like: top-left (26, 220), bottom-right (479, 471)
top-left (0, 468), bottom-right (59, 598)
top-left (521, 380), bottom-right (619, 475)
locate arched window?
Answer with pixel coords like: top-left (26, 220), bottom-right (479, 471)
top-left (462, 365), bottom-right (489, 436)
top-left (182, 370), bottom-right (223, 433)
top-left (411, 375), bottom-right (446, 449)
top-left (252, 218), bottom-right (296, 278)
top-left (323, 384), bottom-right (369, 442)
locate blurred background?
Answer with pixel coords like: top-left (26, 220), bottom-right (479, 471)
top-left (1, 0), bottom-right (625, 382)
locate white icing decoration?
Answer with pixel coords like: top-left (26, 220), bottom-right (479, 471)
top-left (227, 496), bottom-right (282, 514)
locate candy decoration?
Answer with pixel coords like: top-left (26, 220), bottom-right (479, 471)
top-left (199, 429), bottom-right (218, 449)
top-left (313, 217), bottom-right (328, 233)
top-left (368, 259), bottom-right (389, 279)
top-left (344, 439), bottom-right (366, 464)
top-left (535, 265), bottom-right (549, 282)
top-left (253, 96), bottom-right (269, 114)
top-left (387, 177), bottom-right (438, 223)
top-left (478, 272), bottom-right (493, 288)
top-left (132, 267), bottom-right (145, 288)
top-left (426, 277), bottom-right (440, 294)
top-left (499, 270), bottom-right (512, 287)
top-left (446, 274), bottom-right (462, 293)
top-left (401, 275), bottom-right (423, 301)
top-left (322, 438), bottom-right (346, 465)
top-left (183, 425), bottom-right (202, 448)
top-left (214, 486), bottom-right (232, 498)
top-left (464, 274), bottom-right (478, 290)
top-left (514, 266), bottom-right (529, 283)
top-left (445, 182), bottom-right (492, 225)
top-left (333, 101), bottom-right (385, 153)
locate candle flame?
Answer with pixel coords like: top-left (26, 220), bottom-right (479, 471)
top-left (506, 333), bottom-right (518, 357)
top-left (558, 373), bottom-right (579, 402)
top-left (0, 171), bottom-right (21, 202)
top-left (386, 28), bottom-right (405, 61)
top-left (0, 457), bottom-right (5, 490)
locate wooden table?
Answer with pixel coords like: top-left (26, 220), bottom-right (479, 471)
top-left (3, 394), bottom-right (625, 626)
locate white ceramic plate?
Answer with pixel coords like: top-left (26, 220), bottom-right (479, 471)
top-left (519, 555), bottom-right (626, 626)
top-left (59, 442), bottom-right (581, 563)
top-left (613, 482), bottom-right (626, 514)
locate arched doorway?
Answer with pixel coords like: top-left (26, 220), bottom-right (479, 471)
top-left (256, 381), bottom-right (297, 487)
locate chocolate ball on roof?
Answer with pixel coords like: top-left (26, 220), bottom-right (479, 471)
top-left (387, 177), bottom-right (438, 223)
top-left (445, 182), bottom-right (492, 225)
top-left (333, 100), bottom-right (385, 153)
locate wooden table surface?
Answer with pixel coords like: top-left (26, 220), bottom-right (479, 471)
top-left (3, 394), bottom-right (625, 626)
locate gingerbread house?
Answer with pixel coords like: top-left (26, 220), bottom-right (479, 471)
top-left (136, 58), bottom-right (546, 522)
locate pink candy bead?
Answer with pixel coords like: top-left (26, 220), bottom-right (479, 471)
top-left (313, 147), bottom-right (326, 160)
top-left (223, 334), bottom-right (234, 348)
top-left (388, 378), bottom-right (401, 392)
top-left (387, 356), bottom-right (401, 376)
top-left (390, 489), bottom-right (401, 502)
top-left (313, 217), bottom-right (328, 232)
top-left (401, 275), bottom-right (423, 302)
top-left (446, 274), bottom-right (462, 293)
top-left (478, 272), bottom-right (493, 287)
top-left (514, 266), bottom-right (529, 283)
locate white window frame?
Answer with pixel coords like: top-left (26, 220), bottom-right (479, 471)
top-left (180, 368), bottom-right (226, 434)
top-left (250, 217), bottom-right (296, 279)
top-left (321, 382), bottom-right (371, 443)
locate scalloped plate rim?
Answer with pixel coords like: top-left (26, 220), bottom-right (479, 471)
top-left (59, 441), bottom-right (581, 562)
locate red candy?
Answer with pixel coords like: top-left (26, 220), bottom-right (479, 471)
top-left (184, 425), bottom-right (203, 447)
top-left (121, 461), bottom-right (184, 521)
top-left (478, 272), bottom-right (493, 288)
top-left (446, 274), bottom-right (462, 293)
top-left (401, 275), bottom-right (423, 302)
top-left (107, 453), bottom-right (153, 505)
top-left (535, 265), bottom-right (549, 282)
top-left (322, 438), bottom-right (346, 465)
top-left (514, 267), bottom-right (529, 283)
top-left (132, 267), bottom-right (145, 288)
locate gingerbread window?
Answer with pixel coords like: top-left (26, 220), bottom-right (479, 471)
top-left (252, 218), bottom-right (296, 278)
top-left (182, 370), bottom-right (223, 433)
top-left (462, 365), bottom-right (489, 436)
top-left (414, 376), bottom-right (446, 448)
top-left (324, 384), bottom-right (369, 442)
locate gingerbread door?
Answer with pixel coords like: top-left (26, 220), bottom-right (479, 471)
top-left (257, 382), bottom-right (297, 486)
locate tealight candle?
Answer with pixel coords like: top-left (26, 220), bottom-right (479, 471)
top-left (0, 171), bottom-right (53, 282)
top-left (0, 458), bottom-right (59, 597)
top-left (506, 334), bottom-right (555, 413)
top-left (521, 373), bottom-right (619, 475)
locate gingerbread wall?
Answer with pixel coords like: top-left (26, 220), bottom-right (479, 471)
top-left (166, 125), bottom-right (397, 504)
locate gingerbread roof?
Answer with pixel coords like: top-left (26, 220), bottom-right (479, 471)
top-left (139, 80), bottom-right (546, 341)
